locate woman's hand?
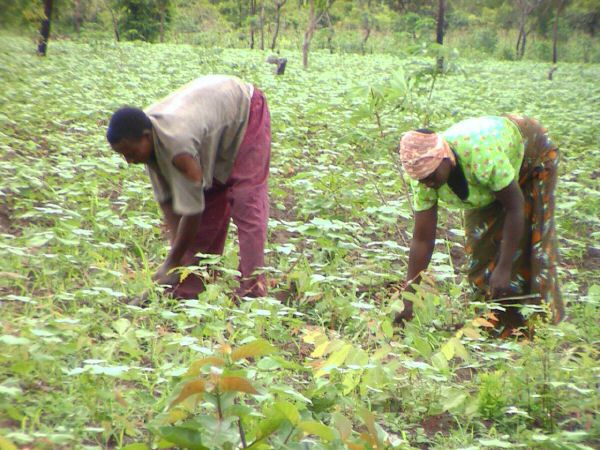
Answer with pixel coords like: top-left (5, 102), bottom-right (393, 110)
top-left (489, 265), bottom-right (511, 298)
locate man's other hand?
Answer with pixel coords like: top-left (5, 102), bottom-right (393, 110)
top-left (153, 261), bottom-right (179, 286)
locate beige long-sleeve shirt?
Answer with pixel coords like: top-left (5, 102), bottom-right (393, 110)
top-left (144, 75), bottom-right (254, 215)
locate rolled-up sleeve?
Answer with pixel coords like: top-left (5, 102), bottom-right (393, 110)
top-left (411, 179), bottom-right (438, 212)
top-left (147, 163), bottom-right (172, 204)
top-left (170, 169), bottom-right (205, 215)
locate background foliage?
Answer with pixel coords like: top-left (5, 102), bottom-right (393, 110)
top-left (1, 0), bottom-right (600, 61)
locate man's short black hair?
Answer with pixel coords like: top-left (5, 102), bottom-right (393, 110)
top-left (106, 107), bottom-right (152, 145)
top-left (415, 128), bottom-right (435, 134)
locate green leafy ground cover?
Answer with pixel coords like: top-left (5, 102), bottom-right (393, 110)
top-left (0, 36), bottom-right (599, 449)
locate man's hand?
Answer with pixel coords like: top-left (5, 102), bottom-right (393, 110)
top-left (490, 264), bottom-right (511, 299)
top-left (393, 299), bottom-right (414, 327)
top-left (153, 261), bottom-right (180, 286)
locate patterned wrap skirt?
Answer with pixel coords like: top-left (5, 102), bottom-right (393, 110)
top-left (464, 115), bottom-right (565, 324)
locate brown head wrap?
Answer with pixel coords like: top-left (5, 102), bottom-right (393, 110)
top-left (399, 131), bottom-right (455, 180)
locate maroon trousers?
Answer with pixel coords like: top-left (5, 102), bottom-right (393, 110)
top-left (172, 88), bottom-right (271, 298)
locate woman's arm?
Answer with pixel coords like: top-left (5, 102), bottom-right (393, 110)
top-left (407, 204), bottom-right (438, 284)
top-left (396, 204), bottom-right (438, 323)
top-left (490, 180), bottom-right (524, 298)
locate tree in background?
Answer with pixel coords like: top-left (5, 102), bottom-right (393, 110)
top-left (270, 0), bottom-right (287, 50)
top-left (156, 0), bottom-right (170, 42)
top-left (37, 0), bottom-right (54, 56)
top-left (249, 0), bottom-right (257, 48)
top-left (259, 0), bottom-right (265, 50)
top-left (0, 0), bottom-right (598, 63)
top-left (567, 0), bottom-right (599, 36)
top-left (515, 0), bottom-right (544, 59)
top-left (302, 0), bottom-right (335, 68)
top-left (119, 0), bottom-right (172, 42)
top-left (72, 0), bottom-right (82, 34)
top-left (102, 0), bottom-right (123, 41)
top-left (359, 0), bottom-right (374, 54)
top-left (549, 0), bottom-right (570, 79)
top-left (435, 0), bottom-right (445, 70)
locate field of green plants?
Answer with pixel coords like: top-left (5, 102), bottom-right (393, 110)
top-left (0, 35), bottom-right (599, 449)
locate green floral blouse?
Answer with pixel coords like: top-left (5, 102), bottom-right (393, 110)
top-left (411, 116), bottom-right (524, 212)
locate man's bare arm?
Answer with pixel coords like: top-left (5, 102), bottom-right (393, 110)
top-left (159, 200), bottom-right (181, 244)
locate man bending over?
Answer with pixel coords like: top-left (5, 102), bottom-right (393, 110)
top-left (107, 75), bottom-right (271, 299)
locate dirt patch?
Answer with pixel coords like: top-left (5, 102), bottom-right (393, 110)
top-left (420, 412), bottom-right (455, 438)
top-left (454, 366), bottom-right (477, 382)
top-left (0, 203), bottom-right (11, 234)
top-left (582, 245), bottom-right (600, 271)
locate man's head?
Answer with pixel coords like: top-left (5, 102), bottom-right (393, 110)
top-left (107, 107), bottom-right (154, 164)
top-left (399, 129), bottom-right (455, 189)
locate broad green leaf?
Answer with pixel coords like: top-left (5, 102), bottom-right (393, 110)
top-left (159, 408), bottom-right (188, 425)
top-left (311, 340), bottom-right (330, 358)
top-left (158, 426), bottom-right (208, 450)
top-left (170, 379), bottom-right (206, 408)
top-left (218, 376), bottom-right (258, 394)
top-left (274, 401), bottom-right (300, 425)
top-left (478, 438), bottom-right (513, 448)
top-left (0, 335), bottom-right (30, 346)
top-left (431, 352), bottom-right (449, 371)
top-left (231, 339), bottom-right (277, 361)
top-left (247, 416), bottom-right (285, 449)
top-left (186, 357), bottom-right (225, 376)
top-left (316, 343), bottom-right (353, 377)
top-left (0, 436), bottom-right (18, 450)
top-left (381, 320), bottom-right (393, 339)
top-left (441, 339), bottom-right (455, 360)
top-left (461, 327), bottom-right (482, 339)
top-left (112, 318), bottom-right (131, 335)
top-left (345, 348), bottom-right (369, 367)
top-left (442, 392), bottom-right (467, 411)
top-left (298, 421), bottom-right (336, 442)
top-left (120, 444), bottom-right (149, 450)
top-left (332, 412), bottom-right (352, 441)
top-left (360, 407), bottom-right (377, 435)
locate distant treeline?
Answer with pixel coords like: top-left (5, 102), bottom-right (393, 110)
top-left (2, 0), bottom-right (599, 62)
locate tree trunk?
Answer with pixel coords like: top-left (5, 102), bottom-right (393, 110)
top-left (436, 0), bottom-right (445, 70)
top-left (325, 11), bottom-right (334, 54)
top-left (515, 0), bottom-right (542, 60)
top-left (259, 0), bottom-right (265, 50)
top-left (37, 0), bottom-right (54, 56)
top-left (552, 0), bottom-right (567, 65)
top-left (270, 0), bottom-right (285, 51)
top-left (520, 30), bottom-right (527, 58)
top-left (249, 0), bottom-right (256, 49)
top-left (159, 7), bottom-right (165, 42)
top-left (103, 0), bottom-right (121, 42)
top-left (73, 0), bottom-right (81, 35)
top-left (549, 0), bottom-right (566, 80)
top-left (302, 0), bottom-right (316, 69)
top-left (361, 25), bottom-right (370, 55)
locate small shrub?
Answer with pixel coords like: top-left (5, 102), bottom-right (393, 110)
top-left (477, 371), bottom-right (507, 420)
top-left (527, 39), bottom-right (552, 61)
top-left (472, 28), bottom-right (498, 54)
top-left (495, 42), bottom-right (515, 61)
